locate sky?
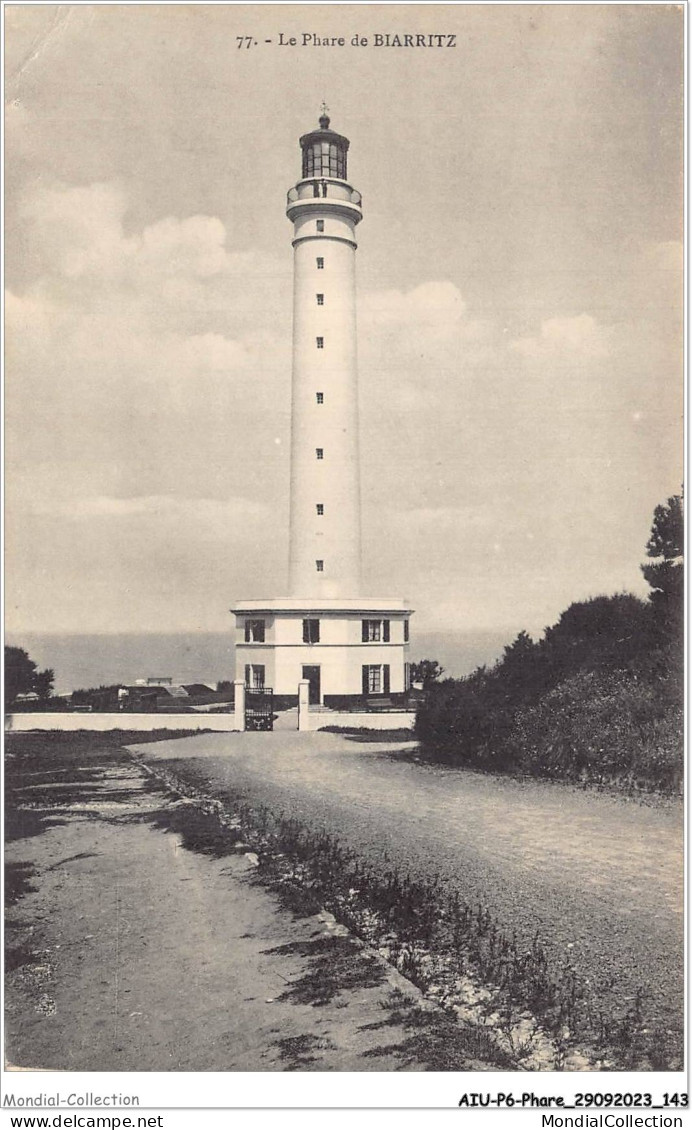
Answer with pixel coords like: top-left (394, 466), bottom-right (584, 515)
top-left (4, 3), bottom-right (683, 641)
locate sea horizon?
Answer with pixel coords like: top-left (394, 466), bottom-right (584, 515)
top-left (5, 629), bottom-right (515, 694)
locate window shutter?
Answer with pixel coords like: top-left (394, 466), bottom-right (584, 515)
top-left (244, 665), bottom-right (250, 687)
top-left (383, 665), bottom-right (390, 694)
top-left (383, 620), bottom-right (390, 642)
top-left (303, 619), bottom-right (309, 644)
top-left (362, 665), bottom-right (369, 695)
top-left (362, 620), bottom-right (368, 643)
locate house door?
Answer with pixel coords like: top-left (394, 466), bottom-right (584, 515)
top-left (302, 666), bottom-right (321, 705)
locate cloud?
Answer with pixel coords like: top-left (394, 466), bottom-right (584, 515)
top-left (510, 313), bottom-right (609, 359)
top-left (22, 491), bottom-right (269, 524)
top-left (361, 281), bottom-right (468, 336)
top-left (359, 280), bottom-right (494, 370)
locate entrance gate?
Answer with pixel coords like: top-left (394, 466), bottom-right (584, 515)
top-left (245, 686), bottom-right (274, 731)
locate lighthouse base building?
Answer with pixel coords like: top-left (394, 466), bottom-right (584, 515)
top-left (232, 597), bottom-right (412, 705)
top-left (233, 112), bottom-right (412, 706)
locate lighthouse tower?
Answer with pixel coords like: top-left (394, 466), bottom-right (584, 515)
top-left (233, 112), bottom-right (412, 706)
top-left (287, 110), bottom-right (362, 600)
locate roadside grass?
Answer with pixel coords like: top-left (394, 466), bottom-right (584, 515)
top-left (264, 935), bottom-right (386, 1006)
top-left (138, 757), bottom-right (680, 1071)
top-left (5, 729), bottom-right (208, 756)
top-left (318, 727), bottom-right (415, 743)
top-left (361, 989), bottom-right (512, 1071)
top-left (276, 1033), bottom-right (337, 1069)
top-left (5, 861), bottom-right (36, 906)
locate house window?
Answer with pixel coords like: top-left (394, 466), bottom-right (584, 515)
top-left (316, 559), bottom-right (324, 572)
top-left (245, 664), bottom-right (265, 690)
top-left (303, 618), bottom-right (320, 644)
top-left (362, 665), bottom-right (384, 694)
top-left (316, 293), bottom-right (324, 305)
top-left (316, 336), bottom-right (324, 349)
top-left (316, 503), bottom-right (324, 515)
top-left (316, 257), bottom-right (324, 269)
top-left (316, 392), bottom-right (324, 404)
top-left (244, 619), bottom-right (265, 643)
top-left (316, 219), bottom-right (324, 232)
top-left (362, 619), bottom-right (381, 642)
top-left (316, 448), bottom-right (323, 459)
top-left (404, 619), bottom-right (410, 642)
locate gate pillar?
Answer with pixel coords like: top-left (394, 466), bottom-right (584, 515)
top-left (298, 679), bottom-right (311, 732)
top-left (234, 680), bottom-right (246, 732)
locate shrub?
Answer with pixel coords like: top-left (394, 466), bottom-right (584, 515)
top-left (415, 637), bottom-right (682, 794)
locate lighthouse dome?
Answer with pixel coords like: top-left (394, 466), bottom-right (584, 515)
top-left (299, 111), bottom-right (350, 180)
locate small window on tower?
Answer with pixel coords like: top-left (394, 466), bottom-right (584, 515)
top-left (316, 257), bottom-right (324, 269)
top-left (316, 560), bottom-right (324, 572)
top-left (316, 448), bottom-right (323, 459)
top-left (316, 503), bottom-right (324, 515)
top-left (316, 293), bottom-right (324, 305)
top-left (316, 337), bottom-right (324, 349)
top-left (316, 220), bottom-right (324, 232)
top-left (316, 392), bottom-right (324, 404)
top-left (404, 619), bottom-right (410, 643)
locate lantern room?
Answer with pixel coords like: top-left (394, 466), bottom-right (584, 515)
top-left (300, 111), bottom-right (349, 180)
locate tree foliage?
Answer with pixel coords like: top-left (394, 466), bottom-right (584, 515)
top-left (410, 659), bottom-right (445, 688)
top-left (415, 495), bottom-right (684, 793)
top-left (4, 646), bottom-right (54, 703)
top-left (641, 494), bottom-right (683, 639)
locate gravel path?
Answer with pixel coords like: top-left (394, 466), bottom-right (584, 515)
top-left (133, 730), bottom-right (684, 1050)
top-left (8, 734), bottom-right (484, 1072)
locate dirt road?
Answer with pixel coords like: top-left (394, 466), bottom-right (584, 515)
top-left (131, 728), bottom-right (684, 1060)
top-left (5, 732), bottom-right (493, 1072)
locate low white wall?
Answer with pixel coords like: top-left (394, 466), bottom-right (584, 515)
top-left (311, 711), bottom-right (415, 732)
top-left (5, 709), bottom-right (414, 735)
top-left (5, 712), bottom-right (239, 733)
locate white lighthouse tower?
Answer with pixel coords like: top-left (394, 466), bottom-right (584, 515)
top-left (233, 112), bottom-right (412, 706)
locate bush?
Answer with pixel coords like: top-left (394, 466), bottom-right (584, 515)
top-left (509, 670), bottom-right (682, 791)
top-left (414, 591), bottom-right (682, 794)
